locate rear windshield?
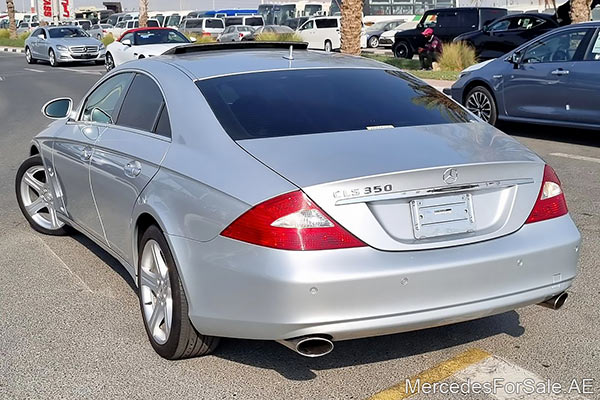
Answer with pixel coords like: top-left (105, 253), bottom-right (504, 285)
top-left (225, 17), bottom-right (243, 26)
top-left (245, 17), bottom-right (264, 26)
top-left (197, 69), bottom-right (471, 140)
top-left (206, 19), bottom-right (224, 28)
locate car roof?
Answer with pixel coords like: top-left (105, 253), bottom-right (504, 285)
top-left (157, 45), bottom-right (391, 80)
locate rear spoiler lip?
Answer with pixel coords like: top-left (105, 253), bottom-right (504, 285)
top-left (162, 41), bottom-right (309, 55)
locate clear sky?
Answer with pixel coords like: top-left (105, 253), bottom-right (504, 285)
top-left (8, 0), bottom-right (261, 13)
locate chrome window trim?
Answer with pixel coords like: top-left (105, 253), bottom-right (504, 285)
top-left (76, 68), bottom-right (173, 142)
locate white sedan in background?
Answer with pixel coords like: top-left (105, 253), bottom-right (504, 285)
top-left (105, 27), bottom-right (192, 71)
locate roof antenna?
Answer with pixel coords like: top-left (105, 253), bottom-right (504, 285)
top-left (283, 44), bottom-right (294, 61)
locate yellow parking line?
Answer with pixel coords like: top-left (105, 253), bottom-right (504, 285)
top-left (367, 348), bottom-right (492, 400)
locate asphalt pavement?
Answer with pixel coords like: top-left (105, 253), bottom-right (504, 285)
top-left (0, 51), bottom-right (599, 400)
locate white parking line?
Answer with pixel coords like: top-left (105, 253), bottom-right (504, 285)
top-left (454, 356), bottom-right (590, 400)
top-left (24, 68), bottom-right (45, 73)
top-left (58, 67), bottom-right (103, 75)
top-left (549, 153), bottom-right (600, 164)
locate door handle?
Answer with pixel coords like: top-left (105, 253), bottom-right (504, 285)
top-left (124, 160), bottom-right (142, 178)
top-left (551, 69), bottom-right (569, 76)
top-left (82, 146), bottom-right (93, 160)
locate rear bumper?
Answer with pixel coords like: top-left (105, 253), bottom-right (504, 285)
top-left (379, 37), bottom-right (394, 46)
top-left (168, 215), bottom-right (580, 341)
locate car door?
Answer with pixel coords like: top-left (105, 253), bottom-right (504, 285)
top-left (434, 11), bottom-right (458, 42)
top-left (52, 72), bottom-right (134, 242)
top-left (37, 28), bottom-right (50, 58)
top-left (483, 17), bottom-right (515, 58)
top-left (315, 18), bottom-right (339, 49)
top-left (564, 28), bottom-right (600, 125)
top-left (298, 20), bottom-right (315, 47)
top-left (502, 28), bottom-right (593, 121)
top-left (89, 73), bottom-right (171, 262)
top-left (113, 32), bottom-right (135, 66)
top-left (29, 28), bottom-right (41, 57)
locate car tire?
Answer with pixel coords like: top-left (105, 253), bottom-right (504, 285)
top-left (138, 225), bottom-right (220, 359)
top-left (368, 36), bottom-right (379, 48)
top-left (394, 41), bottom-right (412, 59)
top-left (25, 46), bottom-right (36, 64)
top-left (48, 49), bottom-right (58, 67)
top-left (15, 155), bottom-right (68, 236)
top-left (465, 86), bottom-right (498, 125)
top-left (105, 52), bottom-right (114, 71)
top-left (324, 40), bottom-right (332, 52)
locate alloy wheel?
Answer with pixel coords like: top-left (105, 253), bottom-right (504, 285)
top-left (395, 43), bottom-right (408, 58)
top-left (466, 91), bottom-right (492, 122)
top-left (140, 239), bottom-right (173, 345)
top-left (19, 165), bottom-right (64, 231)
top-left (105, 53), bottom-right (114, 71)
top-left (25, 48), bottom-right (32, 63)
top-left (369, 36), bottom-right (379, 48)
top-left (49, 50), bottom-right (56, 66)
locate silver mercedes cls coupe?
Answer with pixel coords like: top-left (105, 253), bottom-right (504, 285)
top-left (16, 43), bottom-right (581, 359)
top-left (24, 26), bottom-right (106, 67)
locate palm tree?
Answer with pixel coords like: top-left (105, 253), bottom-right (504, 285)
top-left (570, 0), bottom-right (594, 22)
top-left (139, 0), bottom-right (149, 28)
top-left (6, 0), bottom-right (17, 39)
top-left (340, 0), bottom-right (363, 55)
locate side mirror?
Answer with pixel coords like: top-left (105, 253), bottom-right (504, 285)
top-left (509, 51), bottom-right (522, 66)
top-left (42, 98), bottom-right (72, 119)
top-left (122, 38), bottom-right (132, 46)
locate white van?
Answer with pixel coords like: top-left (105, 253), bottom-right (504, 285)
top-left (179, 18), bottom-right (225, 38)
top-left (298, 16), bottom-right (367, 51)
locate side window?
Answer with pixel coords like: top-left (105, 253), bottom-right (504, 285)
top-left (585, 30), bottom-right (600, 60)
top-left (422, 13), bottom-right (438, 28)
top-left (457, 11), bottom-right (478, 29)
top-left (515, 17), bottom-right (544, 30)
top-left (121, 32), bottom-right (134, 43)
top-left (154, 105), bottom-right (172, 138)
top-left (523, 29), bottom-right (591, 63)
top-left (489, 19), bottom-right (511, 32)
top-left (81, 73), bottom-right (134, 123)
top-left (116, 74), bottom-right (165, 133)
top-left (300, 20), bottom-right (313, 30)
top-left (437, 12), bottom-right (458, 28)
top-left (31, 28), bottom-right (41, 36)
top-left (315, 19), bottom-right (337, 29)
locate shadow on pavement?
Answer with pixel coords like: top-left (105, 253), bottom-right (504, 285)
top-left (498, 121), bottom-right (600, 148)
top-left (213, 311), bottom-right (524, 381)
top-left (70, 231), bottom-right (137, 293)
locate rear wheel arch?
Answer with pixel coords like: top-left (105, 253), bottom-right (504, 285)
top-left (134, 212), bottom-right (164, 265)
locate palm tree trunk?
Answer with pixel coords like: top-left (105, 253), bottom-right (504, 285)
top-left (6, 0), bottom-right (17, 39)
top-left (570, 0), bottom-right (592, 23)
top-left (139, 0), bottom-right (149, 28)
top-left (340, 0), bottom-right (363, 55)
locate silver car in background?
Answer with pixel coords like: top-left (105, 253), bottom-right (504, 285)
top-left (16, 43), bottom-right (580, 360)
top-left (217, 25), bottom-right (255, 42)
top-left (24, 26), bottom-right (106, 67)
top-left (88, 23), bottom-right (113, 40)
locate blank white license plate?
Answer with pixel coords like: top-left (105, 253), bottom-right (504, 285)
top-left (410, 193), bottom-right (475, 239)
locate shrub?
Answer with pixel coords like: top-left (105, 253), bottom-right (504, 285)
top-left (186, 34), bottom-right (216, 43)
top-left (255, 32), bottom-right (302, 42)
top-left (102, 34), bottom-right (115, 47)
top-left (0, 29), bottom-right (9, 39)
top-left (438, 41), bottom-right (477, 71)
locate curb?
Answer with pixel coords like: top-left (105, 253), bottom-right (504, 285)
top-left (1, 47), bottom-right (25, 53)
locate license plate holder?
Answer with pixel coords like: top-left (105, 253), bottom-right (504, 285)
top-left (410, 194), bottom-right (475, 239)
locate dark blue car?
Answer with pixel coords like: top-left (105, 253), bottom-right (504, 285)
top-left (448, 22), bottom-right (600, 129)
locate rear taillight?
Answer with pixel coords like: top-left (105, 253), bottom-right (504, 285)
top-left (525, 164), bottom-right (568, 224)
top-left (239, 33), bottom-right (244, 38)
top-left (221, 191), bottom-right (366, 250)
top-left (202, 32), bottom-right (211, 37)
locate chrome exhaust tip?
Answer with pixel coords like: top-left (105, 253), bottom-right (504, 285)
top-left (538, 292), bottom-right (568, 310)
top-left (277, 336), bottom-right (334, 357)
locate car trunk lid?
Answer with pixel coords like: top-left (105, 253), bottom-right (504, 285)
top-left (237, 122), bottom-right (545, 251)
